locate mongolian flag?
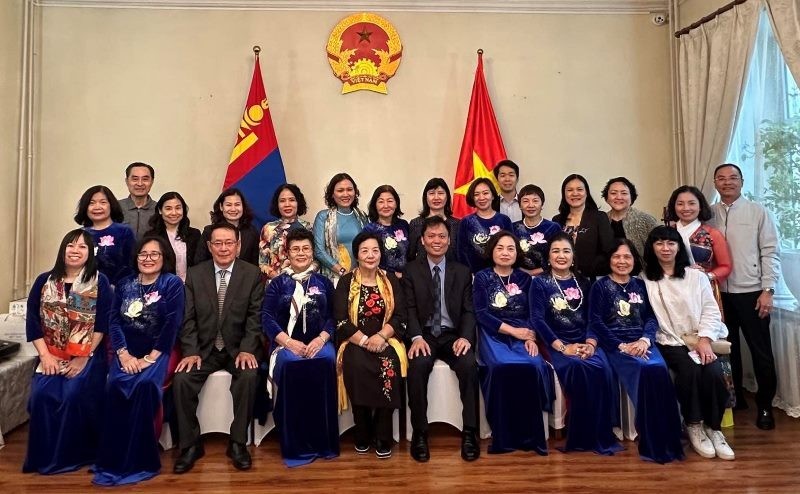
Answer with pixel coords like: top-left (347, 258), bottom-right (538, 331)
top-left (223, 49), bottom-right (286, 228)
top-left (452, 50), bottom-right (507, 219)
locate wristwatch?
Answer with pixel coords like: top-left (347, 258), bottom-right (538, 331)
top-left (764, 288), bottom-right (775, 295)
top-left (116, 347), bottom-right (127, 356)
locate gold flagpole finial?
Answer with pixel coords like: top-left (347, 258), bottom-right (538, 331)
top-left (477, 49), bottom-right (484, 55)
top-left (253, 45), bottom-right (261, 56)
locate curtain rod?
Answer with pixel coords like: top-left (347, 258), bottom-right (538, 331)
top-left (674, 0), bottom-right (749, 38)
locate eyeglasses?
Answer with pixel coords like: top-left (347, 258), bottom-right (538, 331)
top-left (288, 246), bottom-right (313, 254)
top-left (714, 176), bottom-right (741, 183)
top-left (137, 252), bottom-right (162, 261)
top-left (210, 241), bottom-right (237, 248)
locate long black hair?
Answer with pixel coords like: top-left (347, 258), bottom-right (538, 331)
top-left (419, 178), bottom-right (453, 218)
top-left (74, 185), bottom-right (124, 227)
top-left (51, 229), bottom-right (98, 282)
top-left (148, 191), bottom-right (192, 241)
top-left (557, 174), bottom-right (599, 220)
top-left (209, 188), bottom-right (254, 228)
top-left (643, 226), bottom-right (690, 281)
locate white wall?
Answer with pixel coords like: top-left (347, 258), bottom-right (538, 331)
top-left (678, 0), bottom-right (734, 29)
top-left (30, 6), bottom-right (675, 281)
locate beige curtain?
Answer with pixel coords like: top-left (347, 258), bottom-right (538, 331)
top-left (764, 0), bottom-right (800, 84)
top-left (677, 0), bottom-right (761, 198)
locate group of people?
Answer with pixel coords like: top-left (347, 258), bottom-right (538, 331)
top-left (23, 160), bottom-right (781, 484)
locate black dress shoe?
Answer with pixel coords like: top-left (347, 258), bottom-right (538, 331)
top-left (756, 408), bottom-right (775, 430)
top-left (461, 429), bottom-right (480, 461)
top-left (227, 441), bottom-right (252, 470)
top-left (410, 431), bottom-right (430, 463)
top-left (173, 444), bottom-right (205, 474)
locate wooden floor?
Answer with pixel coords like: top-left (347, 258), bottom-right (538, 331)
top-left (2, 400), bottom-right (799, 493)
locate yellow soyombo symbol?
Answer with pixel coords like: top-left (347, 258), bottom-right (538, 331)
top-left (229, 98), bottom-right (269, 164)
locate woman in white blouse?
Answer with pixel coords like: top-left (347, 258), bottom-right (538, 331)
top-left (642, 226), bottom-right (734, 461)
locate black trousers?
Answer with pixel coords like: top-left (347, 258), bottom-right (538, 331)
top-left (406, 332), bottom-right (478, 432)
top-left (352, 405), bottom-right (394, 445)
top-left (721, 291), bottom-right (777, 409)
top-left (658, 344), bottom-right (729, 430)
top-left (172, 348), bottom-right (258, 448)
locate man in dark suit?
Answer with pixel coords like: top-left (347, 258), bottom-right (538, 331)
top-left (172, 223), bottom-right (264, 473)
top-left (403, 215), bottom-right (479, 462)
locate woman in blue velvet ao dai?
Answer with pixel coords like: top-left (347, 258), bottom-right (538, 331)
top-left (512, 184), bottom-right (562, 276)
top-left (363, 185), bottom-right (410, 277)
top-left (588, 239), bottom-right (684, 464)
top-left (457, 178), bottom-right (513, 273)
top-left (474, 231), bottom-right (554, 454)
top-left (93, 235), bottom-right (185, 485)
top-left (529, 232), bottom-right (621, 455)
top-left (24, 229), bottom-right (111, 474)
top-left (261, 228), bottom-right (339, 466)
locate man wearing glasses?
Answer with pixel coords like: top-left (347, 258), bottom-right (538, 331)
top-left (172, 223), bottom-right (265, 472)
top-left (710, 163), bottom-right (780, 430)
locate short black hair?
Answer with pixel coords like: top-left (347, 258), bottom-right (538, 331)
top-left (601, 177), bottom-right (638, 205)
top-left (714, 163), bottom-right (743, 178)
top-left (419, 178), bottom-right (453, 217)
top-left (206, 222), bottom-right (240, 241)
top-left (465, 177), bottom-right (499, 209)
top-left (285, 227), bottom-right (314, 249)
top-left (269, 183), bottom-right (308, 218)
top-left (147, 191), bottom-right (192, 241)
top-left (74, 185), bottom-right (124, 227)
top-left (125, 162), bottom-right (155, 180)
top-left (421, 215), bottom-right (449, 236)
top-left (352, 231), bottom-right (384, 265)
top-left (518, 184), bottom-right (546, 204)
top-left (324, 173), bottom-right (360, 209)
top-left (209, 188), bottom-right (254, 228)
top-left (546, 232), bottom-right (580, 275)
top-left (556, 174), bottom-right (600, 220)
top-left (368, 185), bottom-right (403, 223)
top-left (51, 229), bottom-right (97, 283)
top-left (135, 234), bottom-right (176, 275)
top-left (608, 238), bottom-right (642, 276)
top-left (666, 185), bottom-right (713, 222)
top-left (493, 160), bottom-right (519, 178)
top-left (643, 226), bottom-right (690, 281)
top-left (484, 230), bottom-right (523, 269)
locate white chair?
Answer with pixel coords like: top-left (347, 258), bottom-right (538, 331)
top-left (404, 359), bottom-right (467, 440)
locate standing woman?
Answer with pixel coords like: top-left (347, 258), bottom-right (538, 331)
top-left (74, 185), bottom-right (136, 286)
top-left (200, 188), bottom-right (260, 265)
top-left (601, 177), bottom-right (659, 257)
top-left (145, 191), bottom-right (203, 282)
top-left (259, 184), bottom-right (312, 283)
top-left (529, 232), bottom-right (621, 455)
top-left (642, 226), bottom-right (734, 460)
top-left (667, 185), bottom-right (732, 293)
top-left (334, 232), bottom-right (406, 459)
top-left (363, 185), bottom-right (410, 277)
top-left (512, 184), bottom-right (562, 276)
top-left (588, 239), bottom-right (684, 464)
top-left (261, 228), bottom-right (339, 467)
top-left (92, 235), bottom-right (185, 485)
top-left (23, 229), bottom-right (112, 474)
top-left (553, 174), bottom-right (614, 278)
top-left (313, 173), bottom-right (368, 283)
top-left (406, 178), bottom-right (460, 261)
top-left (457, 178), bottom-right (513, 273)
top-left (474, 231), bottom-right (554, 455)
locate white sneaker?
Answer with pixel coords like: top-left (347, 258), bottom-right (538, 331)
top-left (704, 425), bottom-right (735, 460)
top-left (687, 423), bottom-right (716, 458)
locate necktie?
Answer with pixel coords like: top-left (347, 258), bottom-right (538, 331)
top-left (432, 265), bottom-right (442, 337)
top-left (215, 269), bottom-right (227, 350)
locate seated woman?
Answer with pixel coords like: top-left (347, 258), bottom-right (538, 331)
top-left (199, 188), bottom-right (260, 265)
top-left (313, 173), bottom-right (368, 282)
top-left (145, 191), bottom-right (203, 282)
top-left (24, 229), bottom-right (112, 474)
top-left (512, 184), bottom-right (562, 276)
top-left (93, 235), bottom-right (185, 485)
top-left (334, 232), bottom-right (406, 459)
top-left (407, 178), bottom-right (460, 261)
top-left (259, 184), bottom-right (312, 283)
top-left (529, 232), bottom-right (621, 455)
top-left (601, 177), bottom-right (659, 256)
top-left (261, 228), bottom-right (339, 467)
top-left (473, 231), bottom-right (553, 455)
top-left (457, 178), bottom-right (513, 273)
top-left (363, 185), bottom-right (410, 277)
top-left (642, 226), bottom-right (734, 461)
top-left (588, 239), bottom-right (684, 464)
top-left (74, 185), bottom-right (136, 286)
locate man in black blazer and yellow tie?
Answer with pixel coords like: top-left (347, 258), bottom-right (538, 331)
top-left (172, 223), bottom-right (264, 473)
top-left (403, 215), bottom-right (479, 462)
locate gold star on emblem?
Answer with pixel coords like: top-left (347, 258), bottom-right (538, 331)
top-left (454, 152), bottom-right (501, 196)
top-left (357, 25), bottom-right (373, 43)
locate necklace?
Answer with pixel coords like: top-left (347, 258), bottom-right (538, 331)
top-left (523, 216), bottom-right (543, 229)
top-left (337, 208), bottom-right (354, 216)
top-left (495, 270), bottom-right (512, 288)
top-left (552, 274), bottom-right (583, 312)
top-left (138, 274), bottom-right (160, 301)
top-left (609, 275), bottom-right (631, 293)
top-left (552, 271), bottom-right (572, 280)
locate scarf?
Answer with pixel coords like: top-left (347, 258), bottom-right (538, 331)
top-left (322, 207), bottom-right (367, 281)
top-left (676, 219), bottom-right (700, 265)
top-left (336, 268), bottom-right (408, 412)
top-left (39, 268), bottom-right (99, 360)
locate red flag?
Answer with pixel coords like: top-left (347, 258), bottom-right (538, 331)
top-left (452, 50), bottom-right (507, 219)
